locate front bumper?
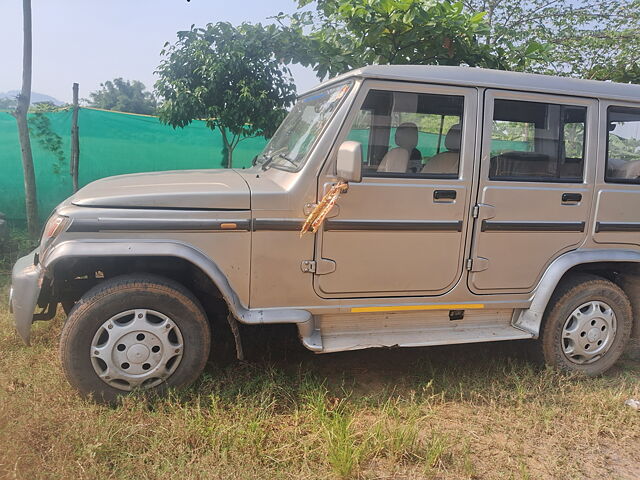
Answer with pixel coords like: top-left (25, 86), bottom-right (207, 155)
top-left (9, 250), bottom-right (44, 345)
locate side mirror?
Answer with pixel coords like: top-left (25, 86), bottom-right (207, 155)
top-left (336, 141), bottom-right (362, 183)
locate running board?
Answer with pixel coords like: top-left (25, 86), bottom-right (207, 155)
top-left (315, 309), bottom-right (533, 353)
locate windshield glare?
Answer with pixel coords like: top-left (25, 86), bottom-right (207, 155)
top-left (258, 81), bottom-right (353, 171)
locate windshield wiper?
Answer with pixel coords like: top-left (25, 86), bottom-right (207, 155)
top-left (271, 153), bottom-right (297, 168)
top-left (260, 153), bottom-right (297, 171)
top-left (260, 153), bottom-right (275, 171)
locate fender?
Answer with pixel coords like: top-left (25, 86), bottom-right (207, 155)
top-left (514, 249), bottom-right (640, 337)
top-left (46, 239), bottom-right (312, 325)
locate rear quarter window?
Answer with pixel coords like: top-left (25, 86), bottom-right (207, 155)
top-left (606, 106), bottom-right (640, 184)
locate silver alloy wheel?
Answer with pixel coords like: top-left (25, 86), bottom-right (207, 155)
top-left (562, 301), bottom-right (617, 365)
top-left (90, 309), bottom-right (184, 391)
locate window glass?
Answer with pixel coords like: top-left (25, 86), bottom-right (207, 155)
top-left (606, 106), bottom-right (640, 184)
top-left (344, 90), bottom-right (464, 177)
top-left (489, 99), bottom-right (586, 182)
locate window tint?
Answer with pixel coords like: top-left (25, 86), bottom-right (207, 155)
top-left (489, 99), bottom-right (586, 182)
top-left (606, 106), bottom-right (640, 184)
top-left (345, 90), bottom-right (464, 178)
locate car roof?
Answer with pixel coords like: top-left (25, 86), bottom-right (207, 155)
top-left (307, 65), bottom-right (640, 103)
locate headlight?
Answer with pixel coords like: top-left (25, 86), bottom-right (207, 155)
top-left (39, 213), bottom-right (70, 256)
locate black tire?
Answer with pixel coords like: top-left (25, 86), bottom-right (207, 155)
top-left (60, 274), bottom-right (211, 404)
top-left (538, 273), bottom-right (632, 376)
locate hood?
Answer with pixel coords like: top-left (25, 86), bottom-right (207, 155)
top-left (71, 169), bottom-right (250, 210)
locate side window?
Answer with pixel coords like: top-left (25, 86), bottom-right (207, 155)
top-left (345, 89), bottom-right (464, 177)
top-left (489, 99), bottom-right (586, 182)
top-left (606, 106), bottom-right (640, 184)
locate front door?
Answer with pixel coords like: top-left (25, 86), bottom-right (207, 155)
top-left (468, 90), bottom-right (597, 293)
top-left (314, 81), bottom-right (477, 298)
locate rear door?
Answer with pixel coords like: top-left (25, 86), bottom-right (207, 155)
top-left (469, 90), bottom-right (597, 293)
top-left (593, 102), bottom-right (640, 244)
top-left (314, 81), bottom-right (477, 298)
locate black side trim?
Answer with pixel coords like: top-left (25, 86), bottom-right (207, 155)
top-left (324, 219), bottom-right (463, 232)
top-left (71, 204), bottom-right (250, 212)
top-left (68, 218), bottom-right (251, 232)
top-left (251, 219), bottom-right (305, 231)
top-left (481, 220), bottom-right (585, 232)
top-left (595, 222), bottom-right (640, 233)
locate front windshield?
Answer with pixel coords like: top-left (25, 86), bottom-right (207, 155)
top-left (257, 81), bottom-right (353, 171)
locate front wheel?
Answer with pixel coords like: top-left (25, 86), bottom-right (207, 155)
top-left (60, 274), bottom-right (211, 404)
top-left (539, 273), bottom-right (632, 376)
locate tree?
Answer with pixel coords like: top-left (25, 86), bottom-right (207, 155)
top-left (275, 0), bottom-right (519, 80)
top-left (87, 78), bottom-right (157, 115)
top-left (155, 22), bottom-right (297, 168)
top-left (12, 0), bottom-right (38, 239)
top-left (28, 102), bottom-right (66, 176)
top-left (462, 0), bottom-right (640, 82)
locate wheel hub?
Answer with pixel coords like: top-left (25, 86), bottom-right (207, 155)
top-left (562, 300), bottom-right (617, 365)
top-left (586, 327), bottom-right (600, 343)
top-left (90, 309), bottom-right (184, 391)
top-left (126, 344), bottom-right (150, 364)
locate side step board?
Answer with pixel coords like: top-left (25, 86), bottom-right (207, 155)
top-left (311, 309), bottom-right (533, 354)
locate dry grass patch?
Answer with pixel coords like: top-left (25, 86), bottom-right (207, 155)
top-left (0, 280), bottom-right (638, 479)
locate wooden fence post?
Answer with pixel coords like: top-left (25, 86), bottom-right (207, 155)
top-left (70, 82), bottom-right (80, 193)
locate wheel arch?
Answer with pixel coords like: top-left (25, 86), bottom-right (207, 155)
top-left (45, 240), bottom-right (242, 318)
top-left (514, 249), bottom-right (640, 338)
top-left (43, 240), bottom-right (311, 327)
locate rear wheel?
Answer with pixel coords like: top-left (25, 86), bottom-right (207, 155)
top-left (539, 273), bottom-right (632, 376)
top-left (60, 274), bottom-right (211, 404)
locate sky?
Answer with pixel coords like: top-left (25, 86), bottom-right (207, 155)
top-left (0, 0), bottom-right (319, 104)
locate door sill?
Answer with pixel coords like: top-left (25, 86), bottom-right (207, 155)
top-left (315, 309), bottom-right (533, 353)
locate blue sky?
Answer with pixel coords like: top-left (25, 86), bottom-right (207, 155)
top-left (0, 0), bottom-right (319, 103)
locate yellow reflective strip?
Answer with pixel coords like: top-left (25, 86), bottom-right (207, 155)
top-left (350, 304), bottom-right (485, 313)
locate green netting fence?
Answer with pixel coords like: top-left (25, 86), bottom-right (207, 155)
top-left (0, 108), bottom-right (267, 222)
top-left (1, 111), bottom-right (529, 224)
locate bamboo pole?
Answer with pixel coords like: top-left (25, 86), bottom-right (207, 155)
top-left (70, 83), bottom-right (79, 193)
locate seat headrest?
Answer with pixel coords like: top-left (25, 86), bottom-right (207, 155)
top-left (395, 122), bottom-right (418, 150)
top-left (444, 124), bottom-right (462, 152)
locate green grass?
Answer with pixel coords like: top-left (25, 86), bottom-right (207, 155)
top-left (0, 278), bottom-right (639, 479)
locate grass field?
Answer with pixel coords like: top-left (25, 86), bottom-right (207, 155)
top-left (0, 277), bottom-right (639, 479)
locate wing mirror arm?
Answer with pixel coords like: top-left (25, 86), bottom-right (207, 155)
top-left (336, 141), bottom-right (362, 186)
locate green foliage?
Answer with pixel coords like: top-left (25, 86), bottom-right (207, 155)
top-left (462, 0), bottom-right (640, 82)
top-left (87, 78), bottom-right (157, 115)
top-left (275, 0), bottom-right (507, 79)
top-left (28, 102), bottom-right (67, 175)
top-left (609, 134), bottom-right (640, 163)
top-left (155, 22), bottom-right (297, 168)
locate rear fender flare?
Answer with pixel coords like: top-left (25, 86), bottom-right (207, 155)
top-left (514, 249), bottom-right (640, 337)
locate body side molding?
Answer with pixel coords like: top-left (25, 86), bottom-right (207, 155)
top-left (514, 249), bottom-right (640, 337)
top-left (481, 220), bottom-right (586, 232)
top-left (67, 218), bottom-right (251, 232)
top-left (325, 219), bottom-right (463, 232)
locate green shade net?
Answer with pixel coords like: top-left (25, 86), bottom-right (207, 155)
top-left (1, 112), bottom-right (530, 223)
top-left (0, 108), bottom-right (267, 222)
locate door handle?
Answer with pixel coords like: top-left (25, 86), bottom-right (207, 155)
top-left (562, 193), bottom-right (582, 203)
top-left (434, 190), bottom-right (457, 201)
